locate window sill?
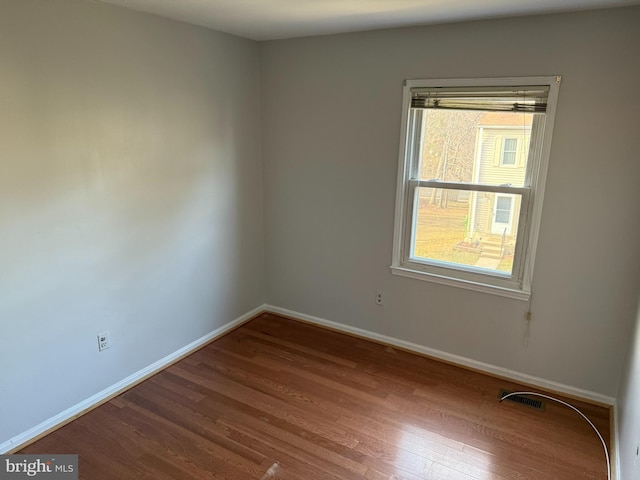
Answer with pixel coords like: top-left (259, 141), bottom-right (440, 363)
top-left (390, 265), bottom-right (530, 301)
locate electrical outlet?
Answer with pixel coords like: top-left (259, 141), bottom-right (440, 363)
top-left (97, 331), bottom-right (110, 352)
top-left (375, 291), bottom-right (384, 306)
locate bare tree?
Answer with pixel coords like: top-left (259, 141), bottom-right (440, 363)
top-left (420, 110), bottom-right (481, 207)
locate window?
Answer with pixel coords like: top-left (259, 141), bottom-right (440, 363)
top-left (391, 76), bottom-right (561, 299)
top-left (501, 138), bottom-right (518, 165)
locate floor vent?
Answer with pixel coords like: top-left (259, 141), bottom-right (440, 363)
top-left (499, 390), bottom-right (545, 411)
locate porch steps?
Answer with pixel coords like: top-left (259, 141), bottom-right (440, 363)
top-left (479, 240), bottom-right (504, 259)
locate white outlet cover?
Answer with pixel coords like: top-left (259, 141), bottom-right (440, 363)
top-left (97, 331), bottom-right (110, 351)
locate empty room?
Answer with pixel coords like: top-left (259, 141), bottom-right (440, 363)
top-left (1, 0), bottom-right (639, 478)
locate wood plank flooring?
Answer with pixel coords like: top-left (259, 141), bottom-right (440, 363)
top-left (21, 313), bottom-right (610, 479)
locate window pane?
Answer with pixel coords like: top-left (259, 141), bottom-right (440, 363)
top-left (504, 138), bottom-right (518, 151)
top-left (411, 187), bottom-right (521, 275)
top-left (495, 196), bottom-right (512, 223)
top-left (419, 110), bottom-right (533, 187)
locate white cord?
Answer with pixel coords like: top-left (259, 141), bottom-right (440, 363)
top-left (499, 391), bottom-right (610, 480)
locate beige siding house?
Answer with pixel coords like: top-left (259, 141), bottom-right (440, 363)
top-left (468, 113), bottom-right (532, 254)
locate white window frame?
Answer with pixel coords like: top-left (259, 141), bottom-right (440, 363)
top-left (391, 76), bottom-right (561, 300)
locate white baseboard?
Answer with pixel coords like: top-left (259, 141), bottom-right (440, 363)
top-left (264, 304), bottom-right (616, 406)
top-left (0, 304), bottom-right (266, 454)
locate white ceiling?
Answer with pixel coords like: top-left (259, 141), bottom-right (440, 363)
top-left (95, 0), bottom-right (640, 40)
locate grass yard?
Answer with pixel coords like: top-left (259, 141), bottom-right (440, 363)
top-left (412, 195), bottom-right (516, 274)
top-left (496, 254), bottom-right (514, 273)
top-left (413, 198), bottom-right (481, 267)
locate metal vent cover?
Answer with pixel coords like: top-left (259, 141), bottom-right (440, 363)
top-left (499, 389), bottom-right (545, 411)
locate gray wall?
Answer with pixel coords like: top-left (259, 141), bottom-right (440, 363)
top-left (0, 0), bottom-right (264, 444)
top-left (618, 294), bottom-right (640, 479)
top-left (260, 7), bottom-right (640, 397)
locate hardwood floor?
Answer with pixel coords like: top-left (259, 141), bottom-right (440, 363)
top-left (21, 313), bottom-right (610, 479)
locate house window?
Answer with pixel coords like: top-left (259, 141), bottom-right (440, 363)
top-left (501, 138), bottom-right (518, 165)
top-left (391, 76), bottom-right (561, 299)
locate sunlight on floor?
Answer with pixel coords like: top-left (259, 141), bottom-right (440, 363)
top-left (395, 425), bottom-right (495, 479)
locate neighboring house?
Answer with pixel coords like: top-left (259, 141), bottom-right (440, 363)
top-left (468, 112), bottom-right (532, 256)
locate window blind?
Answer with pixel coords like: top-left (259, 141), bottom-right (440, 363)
top-left (410, 86), bottom-right (550, 113)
